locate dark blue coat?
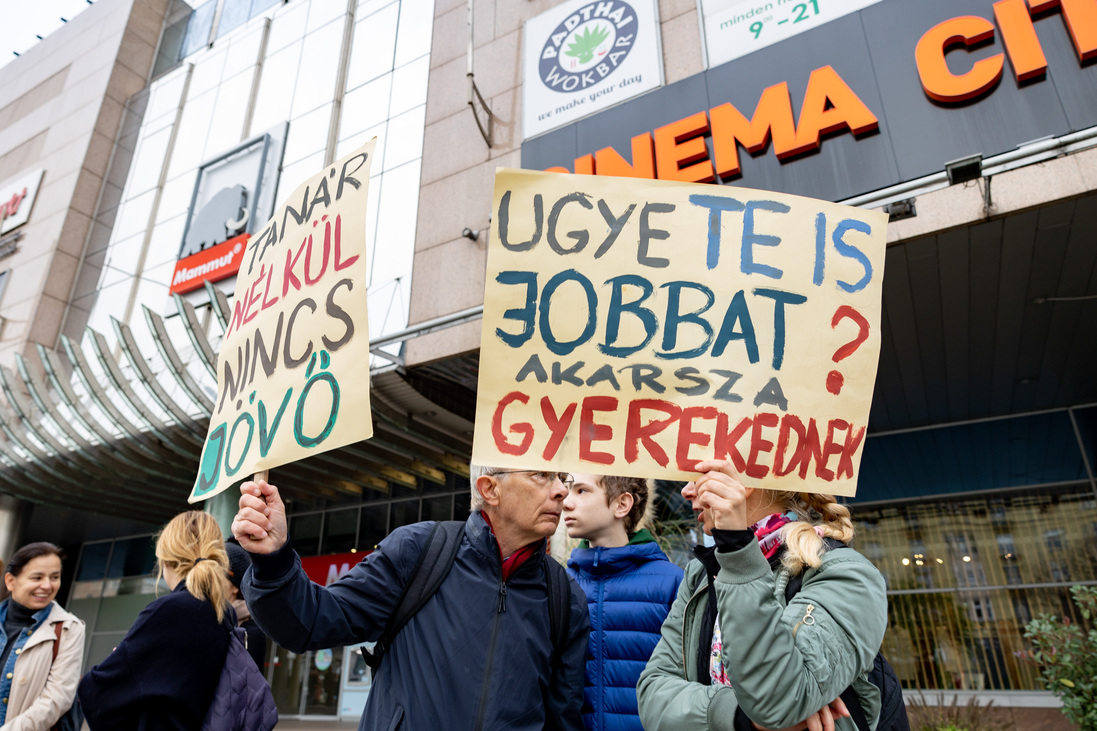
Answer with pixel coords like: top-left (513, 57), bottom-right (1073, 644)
top-left (243, 512), bottom-right (590, 731)
top-left (567, 536), bottom-right (683, 731)
top-left (78, 583), bottom-right (230, 731)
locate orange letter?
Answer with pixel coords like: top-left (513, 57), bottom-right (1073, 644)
top-left (709, 82), bottom-right (798, 179)
top-left (653, 112), bottom-right (715, 184)
top-left (1029, 0), bottom-right (1097, 61)
top-left (574, 154), bottom-right (595, 175)
top-left (994, 0), bottom-right (1047, 81)
top-left (916, 16), bottom-right (1004, 102)
top-left (594, 133), bottom-right (656, 179)
top-left (789, 66), bottom-right (879, 157)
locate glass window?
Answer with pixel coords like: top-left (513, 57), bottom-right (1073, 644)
top-left (422, 495), bottom-right (452, 523)
top-left (360, 505), bottom-right (387, 550)
top-left (217, 0), bottom-right (251, 37)
top-left (181, 1), bottom-right (217, 58)
top-left (321, 508), bottom-right (358, 554)
top-left (389, 500), bottom-right (419, 531)
top-left (76, 542), bottom-right (113, 582)
top-left (859, 485), bottom-right (1097, 691)
top-left (107, 537), bottom-right (156, 579)
top-left (290, 513), bottom-right (323, 556)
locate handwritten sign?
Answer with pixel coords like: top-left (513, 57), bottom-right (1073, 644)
top-left (472, 168), bottom-right (886, 496)
top-left (190, 140), bottom-right (377, 502)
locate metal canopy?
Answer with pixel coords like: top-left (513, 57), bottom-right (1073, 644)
top-left (0, 285), bottom-right (475, 523)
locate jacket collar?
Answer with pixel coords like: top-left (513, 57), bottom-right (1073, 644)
top-left (567, 540), bottom-right (668, 575)
top-left (466, 511), bottom-right (548, 578)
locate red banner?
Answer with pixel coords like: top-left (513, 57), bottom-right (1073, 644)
top-left (300, 551), bottom-right (368, 586)
top-left (169, 233), bottom-right (248, 295)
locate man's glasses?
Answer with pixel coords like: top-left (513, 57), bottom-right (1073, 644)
top-left (490, 470), bottom-right (574, 488)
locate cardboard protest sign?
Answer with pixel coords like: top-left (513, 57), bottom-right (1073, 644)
top-left (190, 139), bottom-right (377, 502)
top-left (472, 168), bottom-right (887, 496)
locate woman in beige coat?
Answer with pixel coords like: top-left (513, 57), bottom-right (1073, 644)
top-left (0, 542), bottom-right (85, 731)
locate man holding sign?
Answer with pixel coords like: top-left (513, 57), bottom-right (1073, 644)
top-left (231, 468), bottom-right (589, 730)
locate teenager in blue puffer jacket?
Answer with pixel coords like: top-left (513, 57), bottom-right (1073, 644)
top-left (564, 474), bottom-right (683, 731)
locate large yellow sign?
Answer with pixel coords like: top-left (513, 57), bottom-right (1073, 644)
top-left (473, 168), bottom-right (887, 496)
top-left (190, 140), bottom-right (377, 502)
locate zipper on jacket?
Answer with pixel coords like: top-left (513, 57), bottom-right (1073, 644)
top-left (475, 570), bottom-right (507, 731)
top-left (792, 604), bottom-right (815, 637)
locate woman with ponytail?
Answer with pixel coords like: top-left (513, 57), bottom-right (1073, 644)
top-left (637, 460), bottom-right (888, 731)
top-left (78, 511), bottom-right (232, 730)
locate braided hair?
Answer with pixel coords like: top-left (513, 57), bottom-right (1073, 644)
top-left (768, 491), bottom-right (855, 575)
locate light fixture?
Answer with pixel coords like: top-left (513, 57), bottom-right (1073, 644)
top-left (461, 227), bottom-right (480, 241)
top-left (963, 555), bottom-right (972, 562)
top-left (902, 558), bottom-right (910, 566)
top-left (945, 154), bottom-right (983, 185)
top-left (883, 198), bottom-right (916, 222)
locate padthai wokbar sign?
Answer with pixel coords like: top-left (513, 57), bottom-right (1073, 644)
top-left (472, 169), bottom-right (887, 496)
top-left (523, 0), bottom-right (663, 140)
top-left (190, 139), bottom-right (377, 502)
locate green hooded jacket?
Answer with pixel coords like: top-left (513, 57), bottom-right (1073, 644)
top-left (637, 537), bottom-right (888, 730)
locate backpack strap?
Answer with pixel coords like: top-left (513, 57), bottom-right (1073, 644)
top-left (362, 520), bottom-right (465, 671)
top-left (542, 555), bottom-right (571, 663)
top-left (51, 621), bottom-right (62, 664)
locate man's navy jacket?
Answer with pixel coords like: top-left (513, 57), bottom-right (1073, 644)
top-left (243, 511), bottom-right (590, 730)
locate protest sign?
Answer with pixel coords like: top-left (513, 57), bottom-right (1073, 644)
top-left (472, 168), bottom-right (887, 496)
top-left (190, 139), bottom-right (377, 502)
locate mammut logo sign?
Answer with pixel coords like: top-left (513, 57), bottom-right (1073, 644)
top-left (180, 184), bottom-right (250, 259)
top-left (539, 0), bottom-right (636, 92)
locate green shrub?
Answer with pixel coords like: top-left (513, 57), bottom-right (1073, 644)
top-left (1025, 585), bottom-right (1097, 730)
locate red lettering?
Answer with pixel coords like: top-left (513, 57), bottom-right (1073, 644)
top-left (624, 399), bottom-right (682, 467)
top-left (241, 272), bottom-right (264, 327)
top-left (304, 224), bottom-right (331, 286)
top-left (797, 419), bottom-right (826, 480)
top-left (333, 215), bottom-right (359, 271)
top-left (746, 412), bottom-right (780, 479)
top-left (773, 415), bottom-right (807, 477)
top-left (579, 396), bottom-right (617, 465)
top-left (836, 423), bottom-right (866, 480)
top-left (540, 397), bottom-right (577, 460)
top-left (283, 238), bottom-right (307, 297)
top-left (714, 413), bottom-right (751, 473)
top-left (816, 419), bottom-right (851, 482)
top-left (226, 296), bottom-right (247, 338)
top-left (491, 392), bottom-right (533, 455)
top-left (260, 260), bottom-right (279, 312)
top-left (675, 406), bottom-right (717, 471)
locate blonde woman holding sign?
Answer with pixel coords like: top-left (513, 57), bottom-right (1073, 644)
top-left (637, 459), bottom-right (893, 731)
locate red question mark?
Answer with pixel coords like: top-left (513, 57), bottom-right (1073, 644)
top-left (827, 305), bottom-right (870, 395)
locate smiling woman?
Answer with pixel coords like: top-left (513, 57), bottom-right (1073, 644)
top-left (0, 542), bottom-right (85, 730)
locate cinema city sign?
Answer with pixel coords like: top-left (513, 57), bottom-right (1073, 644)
top-left (546, 0), bottom-right (1095, 180)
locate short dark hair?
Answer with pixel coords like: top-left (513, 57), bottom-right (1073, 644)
top-left (598, 476), bottom-right (650, 534)
top-left (6, 542), bottom-right (64, 577)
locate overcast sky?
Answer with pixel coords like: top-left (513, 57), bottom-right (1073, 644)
top-left (0, 0), bottom-right (97, 72)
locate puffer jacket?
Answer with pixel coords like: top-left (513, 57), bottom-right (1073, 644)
top-left (637, 535), bottom-right (888, 731)
top-left (566, 530), bottom-right (683, 731)
top-left (243, 512), bottom-right (590, 731)
top-left (0, 602), bottom-right (84, 731)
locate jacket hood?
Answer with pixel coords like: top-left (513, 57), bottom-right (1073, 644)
top-left (567, 539), bottom-right (670, 575)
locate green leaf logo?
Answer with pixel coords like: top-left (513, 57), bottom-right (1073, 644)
top-left (565, 24), bottom-right (611, 64)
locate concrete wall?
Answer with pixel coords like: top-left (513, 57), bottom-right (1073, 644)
top-left (0, 0), bottom-right (168, 367)
top-left (407, 0), bottom-right (703, 366)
